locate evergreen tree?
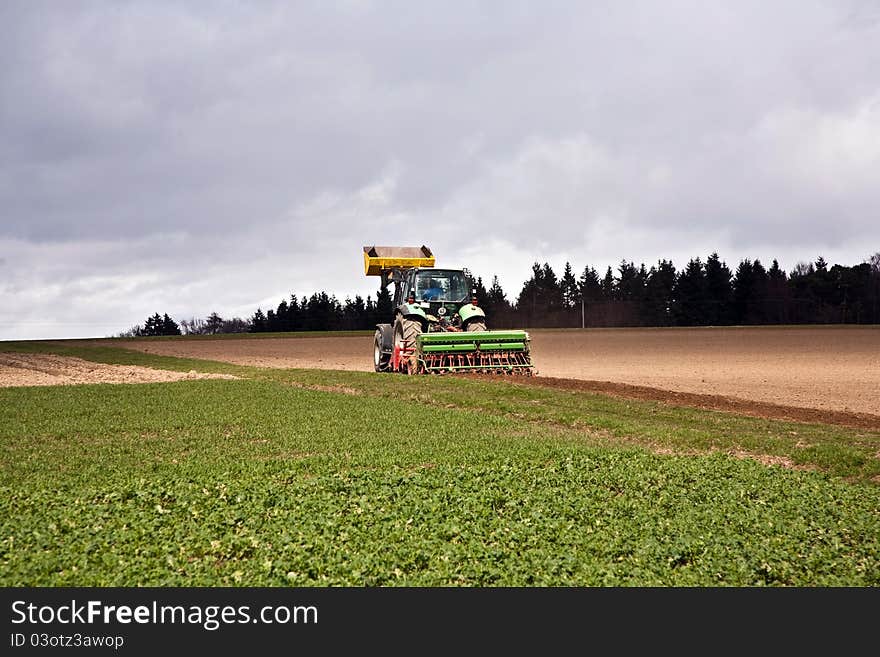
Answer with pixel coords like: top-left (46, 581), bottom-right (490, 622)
top-left (617, 260), bottom-right (646, 302)
top-left (487, 276), bottom-right (510, 311)
top-left (704, 252), bottom-right (733, 325)
top-left (473, 275), bottom-right (490, 307)
top-left (306, 292), bottom-right (343, 330)
top-left (615, 260), bottom-right (647, 326)
top-left (349, 294), bottom-right (367, 329)
top-left (162, 313), bottom-right (181, 336)
top-left (480, 275), bottom-right (510, 327)
top-left (135, 312), bottom-right (181, 336)
top-left (560, 262), bottom-right (579, 310)
top-left (141, 313), bottom-right (163, 336)
top-left (364, 295), bottom-right (377, 328)
top-left (514, 262), bottom-right (564, 326)
top-left (831, 263), bottom-right (870, 323)
top-left (869, 253), bottom-right (880, 323)
top-left (732, 259), bottom-right (755, 324)
top-left (644, 260), bottom-right (676, 326)
top-left (576, 265), bottom-right (603, 327)
top-left (578, 266), bottom-right (602, 303)
top-left (810, 255), bottom-right (835, 314)
top-left (306, 292), bottom-right (330, 330)
top-left (788, 261), bottom-right (816, 323)
top-left (768, 259), bottom-right (786, 282)
top-left (751, 259), bottom-right (769, 323)
top-left (341, 297), bottom-right (355, 330)
top-left (276, 299), bottom-right (290, 332)
top-left (673, 258), bottom-right (707, 325)
top-left (250, 308), bottom-right (267, 333)
top-left (541, 263), bottom-right (563, 312)
top-left (765, 259), bottom-right (790, 324)
top-left (205, 312), bottom-right (224, 334)
top-left (731, 258), bottom-right (769, 324)
top-left (288, 295), bottom-right (302, 331)
top-left (376, 285), bottom-right (393, 320)
top-left (515, 263), bottom-right (545, 326)
top-left (601, 266), bottom-right (615, 300)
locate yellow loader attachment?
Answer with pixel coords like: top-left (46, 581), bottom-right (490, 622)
top-left (363, 245), bottom-right (434, 276)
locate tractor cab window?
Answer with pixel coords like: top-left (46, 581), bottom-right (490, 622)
top-left (415, 270), bottom-right (468, 302)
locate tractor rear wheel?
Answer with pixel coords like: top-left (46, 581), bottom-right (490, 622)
top-left (466, 320), bottom-right (487, 332)
top-left (393, 316), bottom-right (422, 373)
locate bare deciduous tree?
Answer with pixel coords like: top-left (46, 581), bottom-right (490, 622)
top-left (179, 317), bottom-right (207, 335)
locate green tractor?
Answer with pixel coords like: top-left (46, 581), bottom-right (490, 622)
top-left (364, 245), bottom-right (534, 375)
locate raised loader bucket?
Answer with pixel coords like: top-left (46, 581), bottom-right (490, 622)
top-left (364, 245), bottom-right (434, 276)
top-left (415, 330), bottom-right (534, 375)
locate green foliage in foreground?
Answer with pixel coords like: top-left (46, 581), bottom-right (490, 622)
top-left (2, 377), bottom-right (879, 586)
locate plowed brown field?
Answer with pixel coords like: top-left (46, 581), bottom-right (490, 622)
top-left (118, 326), bottom-right (880, 428)
top-left (0, 353), bottom-right (237, 387)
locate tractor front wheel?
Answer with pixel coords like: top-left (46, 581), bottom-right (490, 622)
top-left (374, 329), bottom-right (390, 372)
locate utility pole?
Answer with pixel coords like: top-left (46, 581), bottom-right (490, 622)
top-left (581, 297), bottom-right (585, 329)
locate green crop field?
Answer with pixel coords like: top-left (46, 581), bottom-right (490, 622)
top-left (1, 341), bottom-right (878, 586)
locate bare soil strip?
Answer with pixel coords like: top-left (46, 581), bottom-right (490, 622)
top-left (0, 353), bottom-right (237, 388)
top-left (468, 374), bottom-right (880, 431)
top-left (115, 336), bottom-right (369, 372)
top-left (528, 327), bottom-right (880, 418)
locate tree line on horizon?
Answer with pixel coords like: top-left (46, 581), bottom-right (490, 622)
top-left (122, 251), bottom-right (880, 336)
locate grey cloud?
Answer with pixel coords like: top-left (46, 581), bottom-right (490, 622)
top-left (1, 0), bottom-right (878, 339)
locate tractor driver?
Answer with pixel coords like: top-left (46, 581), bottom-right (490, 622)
top-left (421, 277), bottom-right (444, 301)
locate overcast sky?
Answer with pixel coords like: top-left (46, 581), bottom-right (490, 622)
top-left (1, 0), bottom-right (878, 339)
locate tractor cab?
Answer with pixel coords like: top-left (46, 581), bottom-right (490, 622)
top-left (395, 269), bottom-right (470, 306)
